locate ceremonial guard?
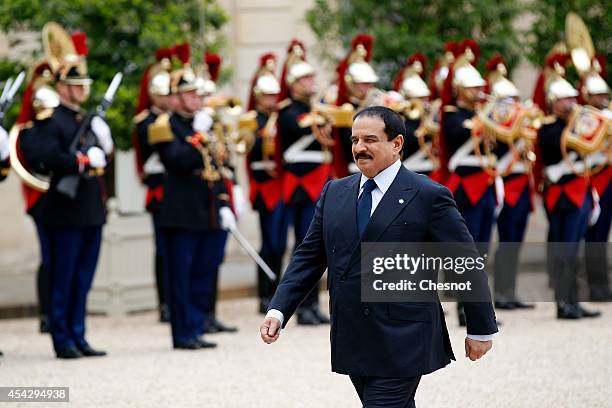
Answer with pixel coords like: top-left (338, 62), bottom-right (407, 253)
top-left (482, 54), bottom-right (536, 310)
top-left (566, 13), bottom-right (612, 302)
top-left (246, 53), bottom-right (289, 314)
top-left (148, 43), bottom-right (235, 349)
top-left (276, 40), bottom-right (331, 325)
top-left (13, 61), bottom-right (59, 333)
top-left (533, 50), bottom-right (601, 319)
top-left (19, 23), bottom-right (113, 358)
top-left (133, 47), bottom-right (174, 322)
top-left (392, 52), bottom-right (442, 182)
top-left (332, 34), bottom-right (378, 177)
top-left (198, 51), bottom-right (239, 334)
top-left (440, 40), bottom-right (497, 326)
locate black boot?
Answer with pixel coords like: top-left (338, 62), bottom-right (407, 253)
top-left (556, 302), bottom-right (582, 319)
top-left (297, 308), bottom-right (320, 325)
top-left (457, 303), bottom-right (466, 327)
top-left (311, 305), bottom-right (330, 324)
top-left (39, 315), bottom-right (50, 333)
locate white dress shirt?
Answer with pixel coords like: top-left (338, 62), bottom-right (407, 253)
top-left (266, 159), bottom-right (495, 342)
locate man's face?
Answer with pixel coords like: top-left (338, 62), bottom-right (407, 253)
top-left (178, 90), bottom-right (202, 113)
top-left (256, 93), bottom-right (279, 111)
top-left (351, 115), bottom-right (403, 178)
top-left (152, 94), bottom-right (172, 111)
top-left (291, 75), bottom-right (317, 99)
top-left (459, 86), bottom-right (485, 105)
top-left (551, 97), bottom-right (577, 120)
top-left (585, 93), bottom-right (609, 110)
top-left (350, 82), bottom-right (375, 101)
top-left (57, 83), bottom-right (90, 106)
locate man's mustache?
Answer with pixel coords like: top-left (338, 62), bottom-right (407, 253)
top-left (354, 152), bottom-right (373, 160)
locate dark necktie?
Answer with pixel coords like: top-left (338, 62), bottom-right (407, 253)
top-left (357, 178), bottom-right (377, 238)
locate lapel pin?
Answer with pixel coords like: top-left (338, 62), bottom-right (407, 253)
top-left (399, 199), bottom-right (404, 204)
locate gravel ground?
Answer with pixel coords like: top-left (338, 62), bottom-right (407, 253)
top-left (0, 298), bottom-right (611, 407)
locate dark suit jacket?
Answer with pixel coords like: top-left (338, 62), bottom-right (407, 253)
top-left (269, 164), bottom-right (498, 378)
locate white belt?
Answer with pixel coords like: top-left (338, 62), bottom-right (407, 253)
top-left (283, 134), bottom-right (327, 164)
top-left (496, 139), bottom-right (527, 175)
top-left (143, 152), bottom-right (165, 175)
top-left (403, 144), bottom-right (434, 173)
top-left (250, 161), bottom-right (276, 171)
top-left (448, 138), bottom-right (482, 171)
top-left (545, 152), bottom-right (585, 183)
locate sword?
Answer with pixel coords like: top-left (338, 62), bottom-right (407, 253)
top-left (0, 77), bottom-right (13, 104)
top-left (227, 224), bottom-right (277, 281)
top-left (0, 71), bottom-right (25, 124)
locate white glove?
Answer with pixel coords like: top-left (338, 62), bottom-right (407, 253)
top-left (589, 189), bottom-right (601, 227)
top-left (87, 146), bottom-right (107, 169)
top-left (232, 185), bottom-right (247, 220)
top-left (193, 110), bottom-right (213, 133)
top-left (219, 206), bottom-right (236, 231)
top-left (494, 176), bottom-right (505, 218)
top-left (91, 116), bottom-right (114, 154)
top-left (0, 126), bottom-right (9, 161)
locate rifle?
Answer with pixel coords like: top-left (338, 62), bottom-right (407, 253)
top-left (0, 71), bottom-right (26, 126)
top-left (56, 72), bottom-right (123, 199)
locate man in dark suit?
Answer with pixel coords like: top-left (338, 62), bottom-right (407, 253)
top-left (260, 106), bottom-right (497, 407)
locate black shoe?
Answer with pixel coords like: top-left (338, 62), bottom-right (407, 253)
top-left (513, 300), bottom-right (535, 309)
top-left (39, 315), bottom-right (50, 334)
top-left (56, 347), bottom-right (83, 359)
top-left (196, 338), bottom-right (217, 349)
top-left (556, 302), bottom-right (582, 319)
top-left (159, 305), bottom-right (171, 323)
top-left (174, 339), bottom-right (201, 350)
top-left (311, 306), bottom-right (330, 324)
top-left (577, 304), bottom-right (601, 318)
top-left (203, 319), bottom-right (220, 334)
top-left (590, 288), bottom-right (612, 302)
top-left (0, 350), bottom-right (3, 357)
top-left (211, 317), bottom-right (238, 333)
top-left (259, 298), bottom-right (270, 315)
top-left (297, 309), bottom-right (320, 325)
top-left (495, 300), bottom-right (516, 310)
top-left (78, 345), bottom-right (107, 357)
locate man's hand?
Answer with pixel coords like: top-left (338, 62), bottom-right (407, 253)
top-left (465, 338), bottom-right (492, 361)
top-left (260, 317), bottom-right (281, 344)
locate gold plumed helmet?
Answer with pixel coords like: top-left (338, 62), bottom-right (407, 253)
top-left (566, 12), bottom-right (609, 98)
top-left (43, 22), bottom-right (92, 86)
top-left (148, 48), bottom-right (172, 97)
top-left (344, 34), bottom-right (378, 85)
top-left (284, 41), bottom-right (315, 85)
top-left (452, 40), bottom-right (486, 89)
top-left (396, 53), bottom-right (430, 99)
top-left (485, 54), bottom-right (519, 99)
top-left (252, 54), bottom-right (280, 96)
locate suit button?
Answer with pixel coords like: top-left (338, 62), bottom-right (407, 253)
top-left (332, 245), bottom-right (336, 253)
top-left (340, 275), bottom-right (346, 282)
top-left (363, 308), bottom-right (370, 316)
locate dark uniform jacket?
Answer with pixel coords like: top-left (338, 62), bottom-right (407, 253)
top-left (26, 104), bottom-right (106, 228)
top-left (152, 112), bottom-right (229, 230)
